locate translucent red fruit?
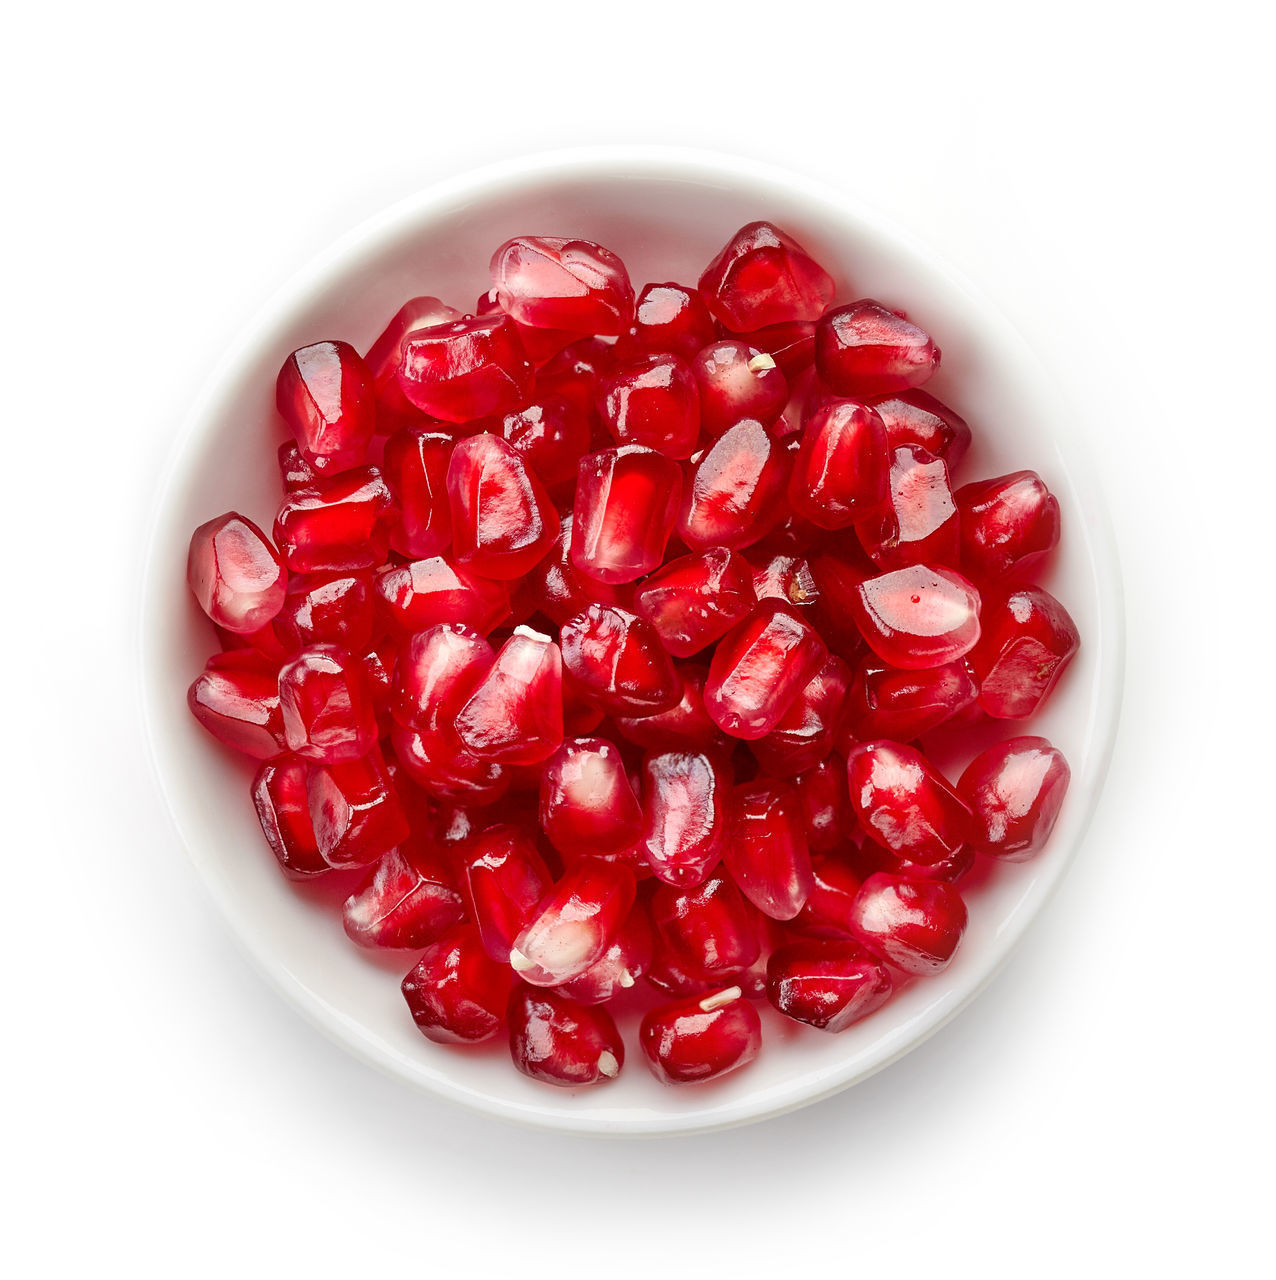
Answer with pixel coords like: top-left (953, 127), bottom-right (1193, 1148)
top-left (705, 600), bottom-right (829, 740)
top-left (278, 441), bottom-right (315, 492)
top-left (788, 399), bottom-right (890, 530)
top-left (854, 835), bottom-right (975, 886)
top-left (535, 337), bottom-right (617, 419)
top-left (382, 427), bottom-right (452, 559)
top-left (692, 340), bottom-right (788, 437)
top-left (846, 659), bottom-right (978, 741)
top-left (278, 643), bottom-right (378, 764)
top-left (364, 296), bottom-right (460, 427)
top-left (558, 905), bottom-right (654, 1004)
top-left (307, 746), bottom-right (409, 868)
top-left (252, 756), bottom-right (326, 877)
top-left (509, 860), bottom-right (637, 986)
top-left (956, 471), bottom-right (1061, 583)
top-left (461, 824), bottom-right (552, 962)
top-left (634, 548), bottom-right (755, 658)
top-left (750, 655), bottom-right (852, 777)
top-left (858, 445), bottom-right (959, 570)
top-left (491, 235), bottom-right (634, 336)
top-left (401, 924), bottom-right (516, 1045)
top-left (455, 627), bottom-right (564, 764)
top-left (516, 515), bottom-right (626, 626)
top-left (612, 665), bottom-right (729, 754)
top-left (596, 352), bottom-right (701, 458)
top-left (373, 556), bottom-right (510, 638)
top-left (698, 221), bottom-right (836, 331)
top-left (848, 873), bottom-right (968, 975)
top-left (650, 875), bottom-right (761, 975)
top-left (870, 389), bottom-right (971, 469)
top-left (846, 740), bottom-right (972, 865)
top-left (445, 433), bottom-right (557, 580)
top-left (273, 466), bottom-right (393, 573)
top-left (851, 563), bottom-right (982, 669)
top-left (492, 395), bottom-right (590, 494)
top-left (640, 986), bottom-right (762, 1085)
top-left (793, 852), bottom-right (863, 937)
top-left (276, 340), bottom-right (376, 475)
top-left (559, 604), bottom-right (682, 716)
top-left (187, 512), bottom-right (286, 634)
top-left (726, 781), bottom-right (814, 920)
top-left (539, 737), bottom-right (643, 856)
top-left (816, 300), bottom-right (941, 399)
top-left (793, 756), bottom-right (853, 853)
top-left (272, 570), bottom-right (374, 654)
top-left (958, 736), bottom-right (1070, 859)
top-left (343, 840), bottom-right (465, 947)
top-left (390, 623), bottom-right (493, 735)
top-left (678, 418), bottom-right (791, 551)
top-left (766, 940), bottom-right (893, 1032)
top-left (508, 987), bottom-right (625, 1087)
top-left (641, 749), bottom-right (731, 886)
top-left (571, 445), bottom-right (683, 584)
top-left (397, 314), bottom-right (534, 424)
top-left (390, 720), bottom-right (509, 804)
top-left (629, 281), bottom-right (716, 358)
top-left (968, 585), bottom-right (1079, 719)
top-left (731, 320), bottom-right (817, 381)
top-left (188, 650), bottom-right (286, 759)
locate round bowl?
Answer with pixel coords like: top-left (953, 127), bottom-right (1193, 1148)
top-left (140, 146), bottom-right (1124, 1137)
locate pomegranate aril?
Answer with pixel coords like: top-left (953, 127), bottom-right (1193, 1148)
top-left (277, 643), bottom-right (378, 764)
top-left (390, 623), bottom-right (493, 733)
top-left (273, 466), bottom-right (393, 573)
top-left (367, 297), bottom-right (462, 427)
top-left (633, 548), bottom-right (754, 659)
top-left (956, 471), bottom-right (1061, 584)
top-left (558, 903), bottom-right (654, 1004)
top-left (188, 649), bottom-right (286, 760)
top-left (252, 756), bottom-right (326, 877)
top-left (491, 395), bottom-right (590, 494)
top-left (725, 781), bottom-right (813, 920)
top-left (969, 585), bottom-right (1079, 719)
top-left (858, 444), bottom-right (959, 570)
top-left (276, 340), bottom-right (376, 475)
top-left (640, 749), bottom-right (731, 886)
top-left (187, 512), bottom-right (286, 634)
top-left (402, 923), bottom-right (515, 1044)
top-left (490, 235), bottom-right (634, 336)
top-left (612, 664), bottom-right (730, 754)
top-left (750, 655), bottom-right (851, 777)
top-left (343, 839), bottom-right (465, 947)
top-left (870, 389), bottom-right (971, 469)
top-left (751, 550), bottom-right (820, 610)
top-left (793, 756), bottom-right (854, 853)
top-left (698, 221), bottom-right (835, 330)
top-left (852, 563), bottom-right (982, 670)
top-left (846, 658), bottom-right (978, 741)
top-left (278, 440), bottom-right (316, 492)
top-left (559, 603), bottom-right (682, 716)
top-left (383, 427), bottom-right (452, 558)
top-left (730, 320), bottom-right (816, 381)
top-left (593, 351), bottom-right (701, 459)
top-left (692, 339), bottom-right (788, 438)
top-left (816, 300), bottom-right (941, 399)
top-left (853, 837), bottom-right (975, 885)
top-left (374, 556), bottom-right (510, 639)
top-left (788, 398), bottom-right (890, 530)
top-left (958, 735), bottom-right (1070, 860)
top-left (390, 720), bottom-right (509, 803)
top-left (807, 546), bottom-right (876, 657)
top-left (307, 745), bottom-right (409, 868)
top-left (508, 986), bottom-right (625, 1087)
top-left (517, 514), bottom-right (627, 627)
top-left (629, 281), bottom-right (716, 358)
top-left (271, 570), bottom-right (373, 654)
top-left (650, 875), bottom-right (761, 975)
top-left (793, 851), bottom-right (863, 938)
top-left (767, 939), bottom-right (893, 1032)
top-left (455, 626), bottom-right (563, 764)
top-left (539, 737), bottom-right (643, 856)
top-left (535, 337), bottom-right (617, 419)
top-left (640, 986), bottom-right (762, 1085)
top-left (462, 823), bottom-right (553, 963)
top-left (848, 872), bottom-right (967, 975)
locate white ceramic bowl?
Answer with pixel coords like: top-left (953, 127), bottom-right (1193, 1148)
top-left (140, 146), bottom-right (1124, 1137)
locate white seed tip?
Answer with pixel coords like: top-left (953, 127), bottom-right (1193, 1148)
top-left (698, 986), bottom-right (743, 1013)
top-left (486, 288), bottom-right (498, 303)
top-left (618, 969), bottom-right (635, 989)
top-left (597, 1050), bottom-right (620, 1078)
top-left (747, 352), bottom-right (777, 372)
top-left (509, 948), bottom-right (534, 973)
top-left (512, 624), bottom-right (552, 644)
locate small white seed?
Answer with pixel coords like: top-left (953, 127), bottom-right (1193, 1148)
top-left (698, 985), bottom-right (742, 1013)
top-left (597, 1050), bottom-right (620, 1078)
top-left (509, 948), bottom-right (534, 973)
top-left (747, 353), bottom-right (777, 373)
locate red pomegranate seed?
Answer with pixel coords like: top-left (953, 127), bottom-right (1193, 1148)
top-left (402, 923), bottom-right (516, 1044)
top-left (750, 550), bottom-right (820, 610)
top-left (509, 859), bottom-right (636, 985)
top-left (698, 221), bottom-right (835, 330)
top-left (816, 300), bottom-right (941, 398)
top-left (508, 986), bottom-right (625, 1086)
top-left (535, 336), bottom-right (617, 419)
top-left (633, 547), bottom-right (755, 658)
top-left (793, 756), bottom-right (853, 853)
top-left (958, 735), bottom-right (1071, 859)
top-left (858, 444), bottom-right (959, 570)
top-left (853, 838), bottom-right (975, 885)
top-left (276, 643), bottom-right (378, 764)
top-left (612, 664), bottom-right (730, 754)
top-left (788, 398), bottom-right (890, 530)
top-left (273, 466), bottom-right (393, 573)
top-left (276, 340), bottom-right (376, 475)
top-left (807, 546), bottom-right (876, 654)
top-left (490, 395), bottom-right (590, 495)
top-left (692, 340), bottom-right (788, 437)
top-left (571, 445), bottom-right (683, 584)
top-left (870, 388), bottom-right (971, 468)
top-left (767, 939), bottom-right (893, 1032)
top-left (595, 351), bottom-right (701, 458)
top-left (640, 749), bottom-right (731, 886)
top-left (730, 320), bottom-right (816, 381)
top-left (455, 626), bottom-right (563, 764)
top-left (539, 737), bottom-right (643, 856)
top-left (645, 945), bottom-right (742, 999)
top-left (851, 563), bottom-right (982, 669)
top-left (558, 903), bottom-right (654, 1003)
top-left (559, 603), bottom-right (682, 716)
top-left (968, 585), bottom-right (1079, 719)
top-left (677, 418), bottom-right (791, 551)
top-left (846, 740), bottom-right (972, 865)
top-left (514, 514), bottom-right (626, 627)
top-left (650, 874), bottom-right (761, 975)
top-left (278, 440), bottom-right (316, 492)
top-left (477, 295), bottom-right (579, 367)
top-left (271, 570), bottom-right (374, 654)
top-left (461, 823), bottom-right (552, 962)
top-left (383, 427), bottom-right (453, 559)
top-left (640, 986), bottom-right (762, 1084)
top-left (792, 851), bottom-right (863, 937)
top-left (252, 756), bottom-right (326, 877)
top-left (847, 872), bottom-right (967, 975)
top-left (343, 839), bottom-right (466, 947)
top-left (490, 235), bottom-right (634, 336)
top-left (364, 296), bottom-right (460, 428)
top-left (187, 512), bottom-right (286, 634)
top-left (705, 599), bottom-right (829, 740)
top-left (750, 655), bottom-right (852, 777)
top-left (188, 650), bottom-right (286, 759)
top-left (956, 471), bottom-right (1061, 583)
top-left (307, 745), bottom-right (410, 868)
top-left (397, 314), bottom-right (534, 423)
top-left (390, 623), bottom-right (493, 733)
top-left (390, 720), bottom-right (510, 804)
top-left (725, 780), bottom-right (814, 920)
top-left (374, 557), bottom-right (510, 640)
top-left (845, 658), bottom-right (979, 741)
top-left (629, 281), bottom-right (716, 358)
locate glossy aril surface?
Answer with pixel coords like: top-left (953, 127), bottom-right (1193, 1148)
top-left (492, 395), bottom-right (590, 495)
top-left (508, 987), bottom-right (625, 1087)
top-left (559, 603), bottom-right (682, 716)
top-left (857, 444), bottom-right (959, 570)
top-left (307, 746), bottom-right (410, 868)
top-left (767, 939), bottom-right (893, 1032)
top-left (252, 756), bottom-right (325, 877)
top-left (692, 340), bottom-right (788, 437)
top-left (272, 570), bottom-right (374, 654)
top-left (390, 623), bottom-right (494, 735)
top-left (373, 556), bottom-right (510, 637)
top-left (793, 756), bottom-right (853, 853)
top-left (397, 313), bottom-right (534, 423)
top-left (870, 388), bottom-right (971, 468)
top-left (364, 296), bottom-right (460, 427)
top-left (634, 547), bottom-right (755, 658)
top-left (273, 466), bottom-right (393, 573)
top-left (629, 281), bottom-right (716, 358)
top-left (847, 872), bottom-right (968, 975)
top-left (455, 627), bottom-right (564, 764)
top-left (597, 352), bottom-right (700, 458)
top-left (640, 986), bottom-right (762, 1084)
top-left (852, 564), bottom-right (982, 670)
top-left (462, 824), bottom-right (552, 963)
top-left (725, 780), bottom-right (814, 920)
top-left (678, 418), bottom-right (791, 551)
top-left (641, 749), bottom-right (731, 886)
top-left (650, 875), bottom-right (761, 975)
top-left (698, 221), bottom-right (836, 330)
top-left (383, 428), bottom-right (453, 558)
top-left (343, 839), bottom-right (465, 947)
top-left (402, 924), bottom-right (516, 1044)
top-left (793, 851), bottom-right (863, 938)
top-left (788, 399), bottom-right (889, 530)
top-left (187, 512), bottom-right (286, 634)
top-left (188, 649), bottom-right (286, 759)
top-left (958, 736), bottom-right (1070, 859)
top-left (816, 300), bottom-right (941, 398)
top-left (957, 471), bottom-right (1061, 584)
top-left (612, 665), bottom-right (729, 754)
top-left (539, 737), bottom-right (643, 855)
top-left (516, 514), bottom-right (626, 626)
top-left (491, 235), bottom-right (634, 336)
top-left (969, 585), bottom-right (1079, 718)
top-left (278, 643), bottom-right (379, 764)
top-left (731, 320), bottom-right (816, 381)
top-left (750, 655), bottom-right (851, 777)
top-left (276, 340), bottom-right (376, 474)
top-left (846, 659), bottom-right (978, 742)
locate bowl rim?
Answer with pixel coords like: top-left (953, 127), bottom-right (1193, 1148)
top-left (138, 144), bottom-right (1125, 1137)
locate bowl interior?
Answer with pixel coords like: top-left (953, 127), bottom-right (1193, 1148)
top-left (141, 151), bottom-right (1122, 1136)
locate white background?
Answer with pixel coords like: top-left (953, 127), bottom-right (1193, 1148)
top-left (4, 2), bottom-right (1271, 1275)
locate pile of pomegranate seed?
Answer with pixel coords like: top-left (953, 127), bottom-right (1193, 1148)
top-left (186, 221), bottom-right (1079, 1090)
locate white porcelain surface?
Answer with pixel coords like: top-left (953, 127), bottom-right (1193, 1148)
top-left (139, 147), bottom-right (1124, 1137)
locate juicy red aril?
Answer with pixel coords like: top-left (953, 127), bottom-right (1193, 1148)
top-left (559, 603), bottom-right (682, 716)
top-left (793, 756), bottom-right (853, 853)
top-left (634, 547), bottom-right (755, 658)
top-left (343, 839), bottom-right (465, 947)
top-left (629, 281), bottom-right (716, 358)
top-left (277, 643), bottom-right (378, 765)
top-left (958, 735), bottom-right (1070, 859)
top-left (492, 395), bottom-right (590, 495)
top-left (278, 441), bottom-right (316, 492)
top-left (596, 352), bottom-right (700, 458)
top-left (730, 320), bottom-right (816, 381)
top-left (188, 650), bottom-right (286, 759)
top-left (535, 337), bottom-right (617, 419)
top-left (956, 471), bottom-right (1062, 584)
top-left (490, 235), bottom-right (634, 336)
top-left (390, 719), bottom-right (509, 803)
top-left (725, 780), bottom-right (814, 920)
top-left (272, 570), bottom-right (374, 654)
top-left (640, 749), bottom-right (731, 886)
top-left (848, 872), bottom-right (968, 975)
top-left (698, 221), bottom-right (835, 330)
top-left (307, 745), bottom-right (409, 868)
top-left (767, 939), bottom-right (892, 1033)
top-left (515, 514), bottom-right (626, 627)
top-left (571, 445), bottom-right (683, 584)
top-left (847, 740), bottom-right (972, 865)
top-left (852, 563), bottom-right (982, 669)
top-left (364, 295), bottom-right (460, 428)
top-left (816, 300), bottom-right (941, 398)
top-left (539, 737), bottom-right (643, 856)
top-left (455, 627), bottom-right (563, 764)
top-left (853, 837), bottom-right (975, 885)
top-left (858, 444), bottom-right (959, 570)
top-left (252, 756), bottom-right (325, 877)
top-left (273, 466), bottom-right (393, 573)
top-left (402, 924), bottom-right (516, 1044)
top-left (807, 547), bottom-right (876, 657)
top-left (397, 313), bottom-right (534, 423)
top-left (793, 851), bottom-right (863, 937)
top-left (462, 823), bottom-right (552, 963)
top-left (187, 512), bottom-right (286, 634)
top-left (969, 585), bottom-right (1079, 719)
top-left (383, 427), bottom-right (453, 559)
top-left (650, 875), bottom-right (761, 975)
top-left (639, 986), bottom-right (762, 1085)
top-left (692, 340), bottom-right (788, 437)
top-left (508, 986), bottom-right (625, 1087)
top-left (390, 623), bottom-right (493, 735)
top-left (373, 556), bottom-right (510, 638)
top-left (750, 655), bottom-right (851, 777)
top-left (870, 388), bottom-right (971, 468)
top-left (788, 399), bottom-right (889, 530)
top-left (613, 664), bottom-right (729, 755)
top-left (846, 658), bottom-right (978, 741)
top-left (705, 599), bottom-right (829, 740)
top-left (276, 340), bottom-right (376, 475)
top-left (558, 904), bottom-right (654, 1004)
